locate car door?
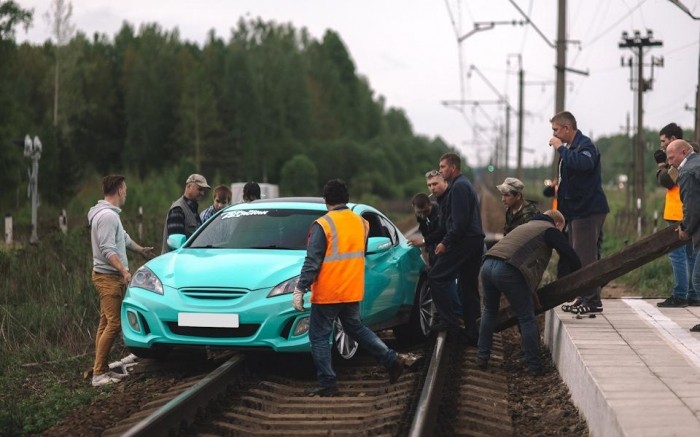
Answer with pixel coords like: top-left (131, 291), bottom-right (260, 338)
top-left (360, 211), bottom-right (400, 324)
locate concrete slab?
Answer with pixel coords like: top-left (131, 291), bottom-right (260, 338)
top-left (545, 298), bottom-right (700, 437)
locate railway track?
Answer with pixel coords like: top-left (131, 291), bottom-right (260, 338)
top-left (106, 332), bottom-right (512, 436)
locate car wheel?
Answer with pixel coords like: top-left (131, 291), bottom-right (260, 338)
top-left (128, 346), bottom-right (172, 360)
top-left (394, 275), bottom-right (434, 344)
top-left (415, 277), bottom-right (435, 336)
top-left (333, 319), bottom-right (359, 360)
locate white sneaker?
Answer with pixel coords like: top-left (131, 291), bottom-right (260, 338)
top-left (108, 353), bottom-right (140, 373)
top-left (120, 353), bottom-right (139, 365)
top-left (107, 370), bottom-right (129, 380)
top-left (92, 372), bottom-right (122, 387)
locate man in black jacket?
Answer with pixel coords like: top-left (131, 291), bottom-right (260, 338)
top-left (429, 153), bottom-right (484, 343)
top-left (409, 192), bottom-right (440, 266)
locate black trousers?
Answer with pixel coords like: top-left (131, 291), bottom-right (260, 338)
top-left (428, 236), bottom-right (483, 336)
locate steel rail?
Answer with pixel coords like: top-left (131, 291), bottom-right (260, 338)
top-left (121, 353), bottom-right (246, 437)
top-left (407, 331), bottom-right (447, 437)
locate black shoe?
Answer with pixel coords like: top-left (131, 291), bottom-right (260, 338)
top-left (388, 354), bottom-right (407, 384)
top-left (561, 298), bottom-right (584, 312)
top-left (688, 299), bottom-right (700, 306)
top-left (305, 386), bottom-right (338, 397)
top-left (690, 324), bottom-right (700, 332)
top-left (572, 304), bottom-right (603, 314)
top-left (475, 356), bottom-right (488, 370)
top-left (657, 296), bottom-right (688, 308)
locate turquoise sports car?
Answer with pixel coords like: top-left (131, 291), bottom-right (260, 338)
top-left (121, 198), bottom-right (432, 359)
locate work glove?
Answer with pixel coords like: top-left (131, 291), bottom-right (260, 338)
top-left (654, 149), bottom-right (667, 164)
top-left (292, 288), bottom-right (305, 311)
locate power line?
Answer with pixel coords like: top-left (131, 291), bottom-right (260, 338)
top-left (584, 0), bottom-right (649, 47)
top-left (507, 0), bottom-right (555, 48)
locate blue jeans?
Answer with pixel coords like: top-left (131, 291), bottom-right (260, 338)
top-left (478, 258), bottom-right (541, 372)
top-left (692, 246), bottom-right (700, 301)
top-left (309, 302), bottom-right (396, 388)
top-left (668, 228), bottom-right (697, 300)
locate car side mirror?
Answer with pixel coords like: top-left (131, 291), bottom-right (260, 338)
top-left (366, 237), bottom-right (392, 255)
top-left (167, 234), bottom-right (187, 250)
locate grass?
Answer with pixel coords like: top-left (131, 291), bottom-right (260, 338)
top-left (0, 210), bottom-right (163, 435)
top-left (599, 187), bottom-right (673, 298)
top-left (0, 359), bottom-right (102, 436)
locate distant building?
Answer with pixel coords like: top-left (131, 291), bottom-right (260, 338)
top-left (230, 182), bottom-right (279, 203)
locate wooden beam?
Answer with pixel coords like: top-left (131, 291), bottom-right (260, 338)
top-left (493, 226), bottom-right (686, 332)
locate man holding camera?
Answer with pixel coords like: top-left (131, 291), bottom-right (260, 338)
top-left (655, 123), bottom-right (699, 307)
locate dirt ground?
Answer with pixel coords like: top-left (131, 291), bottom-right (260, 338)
top-left (501, 316), bottom-right (588, 436)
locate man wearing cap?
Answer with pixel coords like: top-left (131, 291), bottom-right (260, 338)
top-left (161, 173), bottom-right (210, 254)
top-left (497, 177), bottom-right (539, 236)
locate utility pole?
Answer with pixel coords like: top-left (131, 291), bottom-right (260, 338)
top-left (554, 0), bottom-right (566, 115)
top-left (23, 135), bottom-right (43, 244)
top-left (619, 30), bottom-right (663, 234)
top-left (551, 0), bottom-right (566, 180)
top-left (517, 62), bottom-right (524, 180)
top-left (504, 105), bottom-right (511, 173)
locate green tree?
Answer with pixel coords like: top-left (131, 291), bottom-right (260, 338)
top-left (0, 0), bottom-right (32, 42)
top-left (122, 24), bottom-right (183, 175)
top-left (0, 1), bottom-right (33, 208)
top-left (280, 154), bottom-right (318, 196)
top-left (178, 50), bottom-right (221, 173)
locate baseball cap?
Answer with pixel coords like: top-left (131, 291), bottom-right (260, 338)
top-left (186, 174), bottom-right (210, 189)
top-left (497, 177), bottom-right (524, 194)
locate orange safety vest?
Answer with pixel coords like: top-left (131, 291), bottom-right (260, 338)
top-left (310, 209), bottom-right (368, 304)
top-left (664, 185), bottom-right (683, 221)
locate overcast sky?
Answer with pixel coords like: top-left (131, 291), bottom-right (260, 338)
top-left (16, 0), bottom-right (700, 170)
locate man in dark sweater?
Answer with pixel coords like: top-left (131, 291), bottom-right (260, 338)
top-left (477, 210), bottom-right (581, 375)
top-left (409, 192), bottom-right (440, 266)
top-left (429, 153), bottom-right (484, 344)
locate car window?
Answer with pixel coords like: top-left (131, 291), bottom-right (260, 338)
top-left (189, 209), bottom-right (322, 249)
top-left (362, 212), bottom-right (398, 246)
top-left (379, 215), bottom-right (399, 245)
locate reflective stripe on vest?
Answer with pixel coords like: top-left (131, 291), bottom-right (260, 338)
top-left (319, 214), bottom-right (367, 262)
top-left (664, 185), bottom-right (683, 221)
top-left (311, 209), bottom-right (368, 304)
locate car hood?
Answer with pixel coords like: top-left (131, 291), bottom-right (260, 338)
top-left (147, 249), bottom-right (306, 290)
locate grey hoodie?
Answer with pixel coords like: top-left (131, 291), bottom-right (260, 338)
top-left (87, 200), bottom-right (133, 274)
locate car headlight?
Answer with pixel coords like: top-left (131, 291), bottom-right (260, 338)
top-left (130, 265), bottom-right (164, 295)
top-left (267, 276), bottom-right (299, 297)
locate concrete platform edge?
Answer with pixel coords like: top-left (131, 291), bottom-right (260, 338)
top-left (544, 309), bottom-right (623, 437)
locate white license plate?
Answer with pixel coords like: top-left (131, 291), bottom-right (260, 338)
top-left (178, 313), bottom-right (239, 328)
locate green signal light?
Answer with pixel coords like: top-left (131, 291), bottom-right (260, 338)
top-left (487, 164), bottom-right (495, 172)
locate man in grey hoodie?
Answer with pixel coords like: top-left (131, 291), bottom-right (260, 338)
top-left (87, 175), bottom-right (154, 386)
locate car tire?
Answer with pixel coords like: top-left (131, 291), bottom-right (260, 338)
top-left (394, 275), bottom-right (434, 344)
top-left (128, 346), bottom-right (172, 360)
top-left (333, 319), bottom-right (359, 360)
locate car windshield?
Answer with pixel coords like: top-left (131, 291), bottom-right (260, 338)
top-left (188, 208), bottom-right (323, 250)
